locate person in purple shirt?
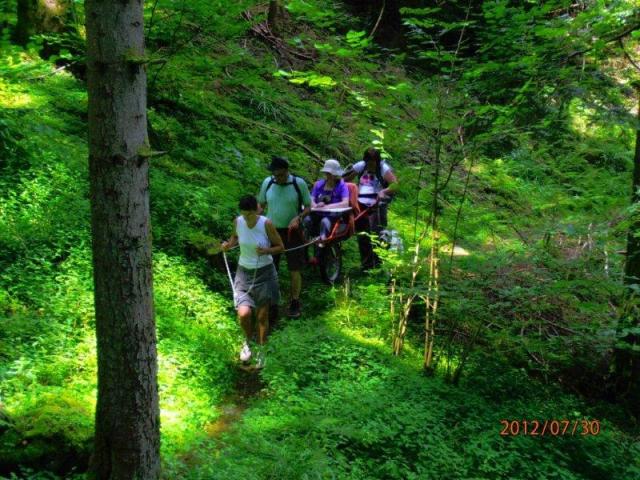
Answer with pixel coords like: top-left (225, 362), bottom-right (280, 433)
top-left (306, 159), bottom-right (350, 241)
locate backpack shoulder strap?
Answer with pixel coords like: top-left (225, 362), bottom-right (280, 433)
top-left (265, 175), bottom-right (304, 212)
top-left (265, 177), bottom-right (275, 195)
top-left (377, 162), bottom-right (389, 188)
top-left (291, 174), bottom-right (303, 212)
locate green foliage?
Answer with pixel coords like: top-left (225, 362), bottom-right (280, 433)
top-left (286, 0), bottom-right (347, 29)
top-left (275, 69), bottom-right (337, 89)
top-left (201, 318), bottom-right (640, 480)
top-left (0, 391), bottom-right (93, 475)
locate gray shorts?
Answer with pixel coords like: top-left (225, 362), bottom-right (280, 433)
top-left (234, 263), bottom-right (280, 308)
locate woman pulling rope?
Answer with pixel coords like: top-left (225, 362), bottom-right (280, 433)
top-left (221, 195), bottom-right (284, 368)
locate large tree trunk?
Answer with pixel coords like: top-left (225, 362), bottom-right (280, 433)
top-left (343, 0), bottom-right (405, 47)
top-left (615, 86), bottom-right (640, 417)
top-left (268, 0), bottom-right (286, 34)
top-left (85, 0), bottom-right (160, 478)
top-left (625, 89), bottom-right (640, 290)
top-left (15, 0), bottom-right (70, 45)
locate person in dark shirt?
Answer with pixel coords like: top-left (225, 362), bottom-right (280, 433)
top-left (344, 148), bottom-right (398, 269)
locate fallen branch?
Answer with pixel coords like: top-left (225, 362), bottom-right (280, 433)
top-left (526, 349), bottom-right (546, 368)
top-left (369, 0), bottom-right (386, 39)
top-left (242, 9), bottom-right (315, 61)
top-left (28, 64), bottom-right (69, 81)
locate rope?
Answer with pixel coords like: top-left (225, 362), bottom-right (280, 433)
top-left (222, 251), bottom-right (235, 298)
top-left (282, 236), bottom-right (320, 253)
top-left (219, 200), bottom-right (387, 303)
top-left (223, 249), bottom-right (260, 308)
top-left (219, 218), bottom-right (352, 304)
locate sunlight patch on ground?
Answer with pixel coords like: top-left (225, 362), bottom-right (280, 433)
top-left (433, 354), bottom-right (461, 377)
top-left (0, 79), bottom-right (37, 108)
top-left (333, 326), bottom-right (388, 350)
top-left (157, 351), bottom-right (219, 448)
top-left (441, 244), bottom-right (470, 256)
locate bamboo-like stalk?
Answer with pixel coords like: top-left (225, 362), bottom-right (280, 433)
top-left (424, 240), bottom-right (440, 371)
top-left (393, 241), bottom-right (422, 355)
top-left (390, 276), bottom-right (396, 349)
top-left (449, 126), bottom-right (473, 270)
top-left (423, 91), bottom-right (442, 372)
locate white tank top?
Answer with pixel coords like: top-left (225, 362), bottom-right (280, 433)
top-left (236, 215), bottom-right (273, 269)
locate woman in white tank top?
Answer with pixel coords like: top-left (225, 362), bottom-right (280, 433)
top-left (222, 195), bottom-right (284, 367)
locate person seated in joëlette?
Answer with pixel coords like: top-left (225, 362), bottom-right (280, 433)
top-left (305, 159), bottom-right (350, 244)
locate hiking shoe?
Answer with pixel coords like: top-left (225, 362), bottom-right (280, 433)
top-left (288, 299), bottom-right (301, 318)
top-left (239, 341), bottom-right (252, 363)
top-left (255, 348), bottom-right (266, 369)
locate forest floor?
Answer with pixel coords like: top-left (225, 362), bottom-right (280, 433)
top-left (158, 260), bottom-right (640, 480)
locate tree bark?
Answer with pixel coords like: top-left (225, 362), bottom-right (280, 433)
top-left (625, 87), bottom-right (640, 287)
top-left (343, 0), bottom-right (404, 47)
top-left (268, 0), bottom-right (286, 34)
top-left (85, 0), bottom-right (160, 478)
top-left (15, 0), bottom-right (71, 45)
top-left (615, 85), bottom-right (640, 417)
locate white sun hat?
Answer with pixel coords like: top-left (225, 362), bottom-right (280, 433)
top-left (320, 159), bottom-right (343, 177)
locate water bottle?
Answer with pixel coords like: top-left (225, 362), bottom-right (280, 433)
top-left (389, 230), bottom-right (403, 254)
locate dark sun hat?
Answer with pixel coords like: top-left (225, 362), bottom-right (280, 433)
top-left (268, 156), bottom-right (290, 171)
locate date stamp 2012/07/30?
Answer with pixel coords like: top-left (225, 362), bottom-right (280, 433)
top-left (500, 419), bottom-right (601, 437)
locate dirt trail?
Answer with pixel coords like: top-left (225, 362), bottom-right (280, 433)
top-left (205, 366), bottom-right (264, 438)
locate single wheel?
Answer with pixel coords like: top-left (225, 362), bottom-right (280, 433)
top-left (319, 242), bottom-right (342, 285)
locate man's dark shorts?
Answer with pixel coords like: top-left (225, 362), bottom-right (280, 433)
top-left (274, 227), bottom-right (305, 272)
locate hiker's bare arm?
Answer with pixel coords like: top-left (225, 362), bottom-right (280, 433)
top-left (289, 206), bottom-right (308, 229)
top-left (333, 195), bottom-right (350, 208)
top-left (343, 170), bottom-right (357, 182)
top-left (310, 197), bottom-right (324, 209)
top-left (380, 170), bottom-right (398, 198)
top-left (260, 220), bottom-right (284, 254)
top-left (221, 218), bottom-right (239, 251)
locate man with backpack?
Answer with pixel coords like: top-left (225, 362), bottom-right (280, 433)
top-left (344, 147), bottom-right (398, 270)
top-left (258, 156), bottom-right (311, 318)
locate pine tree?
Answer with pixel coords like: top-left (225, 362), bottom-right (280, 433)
top-left (85, 0), bottom-right (160, 477)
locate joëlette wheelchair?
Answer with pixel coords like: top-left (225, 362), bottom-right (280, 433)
top-left (303, 182), bottom-right (380, 285)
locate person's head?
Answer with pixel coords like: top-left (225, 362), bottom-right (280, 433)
top-left (238, 195), bottom-right (258, 219)
top-left (363, 147), bottom-right (382, 168)
top-left (268, 156), bottom-right (290, 184)
top-left (320, 158), bottom-right (343, 182)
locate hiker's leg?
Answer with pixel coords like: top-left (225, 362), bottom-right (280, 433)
top-left (256, 304), bottom-right (269, 345)
top-left (237, 306), bottom-right (253, 340)
top-left (379, 203), bottom-right (388, 228)
top-left (356, 206), bottom-right (374, 268)
top-left (285, 230), bottom-right (304, 301)
top-left (303, 215), bottom-right (316, 237)
top-left (368, 206), bottom-right (383, 267)
top-left (290, 270), bottom-right (301, 299)
top-left (319, 217), bottom-right (332, 240)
